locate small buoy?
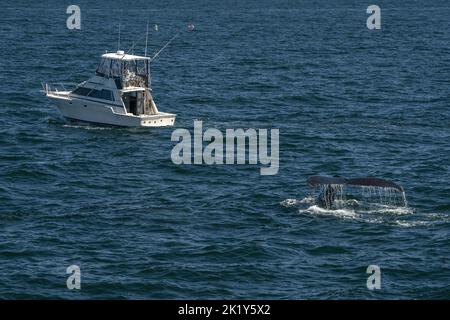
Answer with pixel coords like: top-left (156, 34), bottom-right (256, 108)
top-left (187, 23), bottom-right (195, 31)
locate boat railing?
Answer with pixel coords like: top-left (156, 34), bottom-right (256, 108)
top-left (41, 82), bottom-right (78, 96)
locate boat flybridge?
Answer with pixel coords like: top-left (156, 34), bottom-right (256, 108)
top-left (43, 50), bottom-right (176, 127)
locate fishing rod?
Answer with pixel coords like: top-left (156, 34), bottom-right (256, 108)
top-left (123, 23), bottom-right (194, 61)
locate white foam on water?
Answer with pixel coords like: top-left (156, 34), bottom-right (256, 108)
top-left (394, 212), bottom-right (450, 228)
top-left (365, 204), bottom-right (414, 215)
top-left (281, 187), bottom-right (448, 228)
top-left (281, 195), bottom-right (449, 229)
top-left (297, 203), bottom-right (447, 228)
top-left (427, 212), bottom-right (450, 220)
top-left (299, 196), bottom-right (316, 204)
top-left (280, 199), bottom-right (298, 207)
top-left (280, 197), bottom-right (315, 207)
top-left (393, 220), bottom-right (431, 228)
top-left (62, 124), bottom-right (113, 131)
top-left (300, 205), bottom-right (360, 220)
top-left (336, 199), bottom-right (359, 205)
top-left (289, 197), bottom-right (419, 225)
top-left (299, 205), bottom-right (422, 225)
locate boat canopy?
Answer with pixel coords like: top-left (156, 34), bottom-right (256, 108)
top-left (96, 51), bottom-right (150, 88)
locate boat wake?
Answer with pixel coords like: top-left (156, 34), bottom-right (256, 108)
top-left (61, 123), bottom-right (114, 131)
top-left (48, 117), bottom-right (114, 130)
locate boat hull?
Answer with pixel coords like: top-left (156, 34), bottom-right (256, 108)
top-left (51, 96), bottom-right (176, 127)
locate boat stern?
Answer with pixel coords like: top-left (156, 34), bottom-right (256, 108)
top-left (138, 113), bottom-right (176, 127)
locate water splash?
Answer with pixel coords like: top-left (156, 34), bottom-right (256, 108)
top-left (311, 184), bottom-right (346, 209)
top-left (302, 205), bottom-right (359, 220)
top-left (280, 197), bottom-right (315, 207)
top-left (310, 184), bottom-right (407, 209)
top-left (282, 183), bottom-right (417, 226)
top-left (296, 201), bottom-right (420, 226)
top-left (360, 186), bottom-right (407, 207)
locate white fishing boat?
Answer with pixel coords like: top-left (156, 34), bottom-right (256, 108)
top-left (43, 50), bottom-right (176, 127)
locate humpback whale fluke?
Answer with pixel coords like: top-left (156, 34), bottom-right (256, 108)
top-left (345, 177), bottom-right (403, 192)
top-left (307, 176), bottom-right (347, 187)
top-left (307, 175), bottom-right (405, 209)
top-left (307, 176), bottom-right (403, 192)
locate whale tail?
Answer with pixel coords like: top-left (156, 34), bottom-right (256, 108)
top-left (307, 175), bottom-right (404, 209)
top-left (307, 176), bottom-right (403, 192)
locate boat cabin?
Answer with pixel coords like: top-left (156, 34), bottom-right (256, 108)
top-left (69, 51), bottom-right (158, 116)
top-left (96, 50), bottom-right (151, 89)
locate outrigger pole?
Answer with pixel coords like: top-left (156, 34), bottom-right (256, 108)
top-left (149, 23), bottom-right (193, 62)
top-left (150, 32), bottom-right (181, 62)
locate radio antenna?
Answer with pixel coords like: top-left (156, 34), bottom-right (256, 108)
top-left (117, 22), bottom-right (121, 51)
top-left (144, 19), bottom-right (149, 57)
top-left (117, 11), bottom-right (123, 51)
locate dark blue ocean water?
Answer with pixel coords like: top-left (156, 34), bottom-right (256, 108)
top-left (0, 0), bottom-right (449, 299)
